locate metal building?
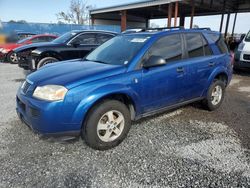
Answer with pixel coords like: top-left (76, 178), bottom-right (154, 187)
top-left (90, 0), bottom-right (250, 36)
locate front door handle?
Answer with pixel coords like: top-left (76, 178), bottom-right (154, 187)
top-left (177, 67), bottom-right (184, 73)
top-left (209, 62), bottom-right (215, 67)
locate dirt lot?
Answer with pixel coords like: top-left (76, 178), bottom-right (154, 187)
top-left (0, 63), bottom-right (250, 188)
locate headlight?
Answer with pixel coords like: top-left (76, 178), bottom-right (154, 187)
top-left (0, 48), bottom-right (9, 53)
top-left (33, 85), bottom-right (68, 101)
top-left (238, 42), bottom-right (245, 51)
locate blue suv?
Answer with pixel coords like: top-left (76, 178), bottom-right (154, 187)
top-left (16, 28), bottom-right (232, 150)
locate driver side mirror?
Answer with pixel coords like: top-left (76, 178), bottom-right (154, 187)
top-left (143, 55), bottom-right (166, 68)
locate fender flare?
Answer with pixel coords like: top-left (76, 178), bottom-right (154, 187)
top-left (71, 84), bottom-right (141, 127)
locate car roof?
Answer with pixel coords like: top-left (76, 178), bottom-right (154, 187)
top-left (31, 34), bottom-right (58, 38)
top-left (71, 30), bottom-right (118, 35)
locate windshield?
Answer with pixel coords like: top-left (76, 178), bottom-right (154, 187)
top-left (245, 31), bottom-right (250, 42)
top-left (85, 35), bottom-right (150, 65)
top-left (53, 31), bottom-right (78, 44)
top-left (17, 36), bottom-right (32, 44)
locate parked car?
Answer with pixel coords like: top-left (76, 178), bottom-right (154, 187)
top-left (0, 34), bottom-right (58, 63)
top-left (234, 30), bottom-right (250, 70)
top-left (14, 30), bottom-right (117, 70)
top-left (16, 28), bottom-right (232, 150)
top-left (6, 31), bottom-right (36, 43)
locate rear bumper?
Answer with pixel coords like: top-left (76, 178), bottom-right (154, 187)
top-left (16, 87), bottom-right (81, 138)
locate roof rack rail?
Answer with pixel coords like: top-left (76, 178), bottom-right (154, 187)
top-left (146, 26), bottom-right (185, 31)
top-left (122, 26), bottom-right (184, 34)
top-left (192, 27), bottom-right (211, 31)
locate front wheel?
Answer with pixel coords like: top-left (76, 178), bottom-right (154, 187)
top-left (204, 80), bottom-right (225, 111)
top-left (82, 100), bottom-right (131, 150)
top-left (37, 57), bottom-right (59, 69)
top-left (7, 51), bottom-right (18, 64)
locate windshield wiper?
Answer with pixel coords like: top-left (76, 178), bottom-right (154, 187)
top-left (84, 58), bottom-right (109, 65)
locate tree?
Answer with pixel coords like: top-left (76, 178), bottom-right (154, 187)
top-left (56, 0), bottom-right (93, 25)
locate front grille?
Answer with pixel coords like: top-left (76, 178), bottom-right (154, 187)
top-left (30, 107), bottom-right (40, 117)
top-left (22, 81), bottom-right (31, 94)
top-left (243, 54), bottom-right (250, 61)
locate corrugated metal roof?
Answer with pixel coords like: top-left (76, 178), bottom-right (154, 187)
top-left (90, 0), bottom-right (182, 15)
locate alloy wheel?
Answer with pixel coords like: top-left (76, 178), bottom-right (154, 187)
top-left (97, 110), bottom-right (125, 142)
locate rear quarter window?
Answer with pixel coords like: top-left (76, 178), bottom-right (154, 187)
top-left (207, 33), bottom-right (229, 54)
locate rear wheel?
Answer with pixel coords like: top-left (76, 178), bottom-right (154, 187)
top-left (82, 100), bottom-right (131, 150)
top-left (7, 51), bottom-right (18, 64)
top-left (37, 57), bottom-right (58, 69)
top-left (204, 80), bottom-right (225, 111)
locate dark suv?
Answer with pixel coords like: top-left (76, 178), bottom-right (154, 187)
top-left (16, 28), bottom-right (232, 150)
top-left (14, 30), bottom-right (117, 70)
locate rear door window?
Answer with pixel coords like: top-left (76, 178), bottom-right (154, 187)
top-left (185, 33), bottom-right (213, 58)
top-left (185, 33), bottom-right (204, 58)
top-left (71, 33), bottom-right (97, 45)
top-left (96, 34), bottom-right (114, 44)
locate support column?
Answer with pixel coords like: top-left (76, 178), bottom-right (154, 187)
top-left (219, 14), bottom-right (224, 32)
top-left (146, 19), bottom-right (149, 28)
top-left (174, 2), bottom-right (179, 27)
top-left (91, 17), bottom-right (95, 26)
top-left (180, 15), bottom-right (185, 27)
top-left (224, 13), bottom-right (230, 39)
top-left (121, 10), bottom-right (127, 32)
top-left (190, 1), bottom-right (195, 28)
top-left (231, 13), bottom-right (238, 36)
top-left (220, 0), bottom-right (226, 33)
top-left (168, 3), bottom-right (173, 27)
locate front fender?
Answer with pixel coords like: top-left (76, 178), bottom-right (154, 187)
top-left (69, 83), bottom-right (140, 127)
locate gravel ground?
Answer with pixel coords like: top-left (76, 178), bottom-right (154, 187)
top-left (0, 63), bottom-right (250, 188)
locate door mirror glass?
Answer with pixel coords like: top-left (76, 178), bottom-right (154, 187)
top-left (143, 55), bottom-right (166, 68)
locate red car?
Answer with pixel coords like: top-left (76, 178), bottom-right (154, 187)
top-left (0, 34), bottom-right (57, 64)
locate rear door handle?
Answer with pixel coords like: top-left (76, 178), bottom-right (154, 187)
top-left (176, 67), bottom-right (184, 73)
top-left (209, 62), bottom-right (215, 67)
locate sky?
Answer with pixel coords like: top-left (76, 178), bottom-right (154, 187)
top-left (0, 0), bottom-right (249, 33)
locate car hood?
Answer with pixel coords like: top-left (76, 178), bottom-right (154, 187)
top-left (14, 42), bottom-right (62, 53)
top-left (0, 43), bottom-right (21, 50)
top-left (27, 60), bottom-right (127, 89)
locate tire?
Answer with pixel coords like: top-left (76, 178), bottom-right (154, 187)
top-left (82, 100), bottom-right (131, 150)
top-left (7, 51), bottom-right (18, 64)
top-left (204, 80), bottom-right (225, 111)
top-left (37, 57), bottom-right (58, 69)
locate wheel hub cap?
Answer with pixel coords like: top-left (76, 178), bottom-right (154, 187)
top-left (211, 85), bottom-right (222, 106)
top-left (97, 110), bottom-right (125, 142)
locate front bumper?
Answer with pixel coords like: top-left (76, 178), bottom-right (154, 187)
top-left (234, 61), bottom-right (250, 69)
top-left (16, 87), bottom-right (81, 137)
top-left (0, 52), bottom-right (7, 62)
